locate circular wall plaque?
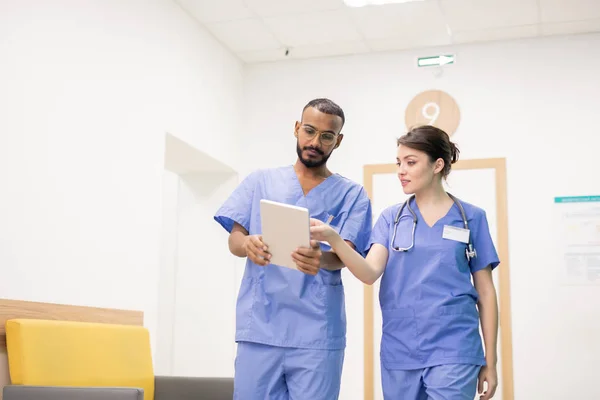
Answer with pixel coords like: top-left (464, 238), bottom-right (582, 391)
top-left (404, 90), bottom-right (461, 136)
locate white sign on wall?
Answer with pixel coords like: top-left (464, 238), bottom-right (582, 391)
top-left (554, 195), bottom-right (600, 285)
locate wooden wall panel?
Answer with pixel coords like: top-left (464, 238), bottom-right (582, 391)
top-left (0, 299), bottom-right (144, 347)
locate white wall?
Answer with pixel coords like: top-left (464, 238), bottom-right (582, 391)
top-left (0, 0), bottom-right (243, 363)
top-left (157, 169), bottom-right (239, 377)
top-left (242, 33), bottom-right (600, 399)
top-left (156, 134), bottom-right (240, 377)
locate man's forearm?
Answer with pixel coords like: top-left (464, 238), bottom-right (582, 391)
top-left (320, 251), bottom-right (345, 271)
top-left (320, 240), bottom-right (356, 271)
top-left (228, 231), bottom-right (248, 257)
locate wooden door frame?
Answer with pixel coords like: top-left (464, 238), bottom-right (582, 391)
top-left (362, 158), bottom-right (514, 400)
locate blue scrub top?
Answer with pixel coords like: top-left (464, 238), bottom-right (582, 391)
top-left (369, 196), bottom-right (500, 370)
top-left (214, 165), bottom-right (373, 350)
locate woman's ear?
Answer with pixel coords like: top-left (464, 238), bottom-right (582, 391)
top-left (434, 158), bottom-right (445, 175)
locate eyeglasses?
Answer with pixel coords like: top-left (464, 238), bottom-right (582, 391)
top-left (300, 125), bottom-right (338, 146)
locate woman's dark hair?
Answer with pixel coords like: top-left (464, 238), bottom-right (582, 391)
top-left (396, 125), bottom-right (460, 178)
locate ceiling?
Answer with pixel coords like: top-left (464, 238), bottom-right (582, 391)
top-left (175, 0), bottom-right (600, 64)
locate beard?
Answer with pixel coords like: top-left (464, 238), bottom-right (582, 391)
top-left (296, 143), bottom-right (331, 168)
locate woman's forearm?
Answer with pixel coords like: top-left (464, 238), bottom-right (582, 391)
top-left (478, 288), bottom-right (499, 365)
top-left (328, 236), bottom-right (383, 285)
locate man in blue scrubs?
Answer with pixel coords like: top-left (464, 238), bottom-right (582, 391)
top-left (214, 98), bottom-right (372, 400)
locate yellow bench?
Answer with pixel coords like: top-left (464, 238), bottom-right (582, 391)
top-left (3, 319), bottom-right (233, 400)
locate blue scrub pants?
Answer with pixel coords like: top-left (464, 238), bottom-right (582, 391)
top-left (381, 363), bottom-right (480, 400)
top-left (233, 341), bottom-right (344, 400)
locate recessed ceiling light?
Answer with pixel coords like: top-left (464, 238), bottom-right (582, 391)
top-left (343, 0), bottom-right (425, 7)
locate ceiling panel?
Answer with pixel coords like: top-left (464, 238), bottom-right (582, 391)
top-left (177, 0), bottom-right (600, 63)
top-left (263, 9), bottom-right (363, 47)
top-left (452, 24), bottom-right (539, 44)
top-left (350, 2), bottom-right (448, 39)
top-left (440, 0), bottom-right (539, 32)
top-left (288, 40), bottom-right (370, 60)
top-left (206, 18), bottom-right (281, 52)
top-left (541, 18), bottom-right (600, 36)
top-left (367, 32), bottom-right (452, 52)
top-left (539, 0), bottom-right (600, 23)
top-left (243, 0), bottom-right (344, 18)
top-left (175, 0), bottom-right (253, 23)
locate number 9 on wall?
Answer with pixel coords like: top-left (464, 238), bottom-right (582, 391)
top-left (405, 90), bottom-right (461, 136)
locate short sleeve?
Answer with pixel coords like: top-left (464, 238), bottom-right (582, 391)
top-left (469, 209), bottom-right (500, 273)
top-left (213, 171), bottom-right (260, 233)
top-left (367, 207), bottom-right (393, 251)
top-left (337, 188), bottom-right (373, 257)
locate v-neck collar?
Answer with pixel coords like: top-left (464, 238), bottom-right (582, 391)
top-left (412, 197), bottom-right (457, 229)
top-left (290, 164), bottom-right (338, 198)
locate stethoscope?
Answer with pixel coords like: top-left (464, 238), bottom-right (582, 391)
top-left (390, 193), bottom-right (477, 262)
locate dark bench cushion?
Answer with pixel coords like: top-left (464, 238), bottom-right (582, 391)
top-left (3, 385), bottom-right (143, 400)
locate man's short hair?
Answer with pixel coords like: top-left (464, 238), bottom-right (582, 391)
top-left (302, 98), bottom-right (345, 127)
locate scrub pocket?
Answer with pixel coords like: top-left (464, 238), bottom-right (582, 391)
top-left (380, 307), bottom-right (418, 365)
top-left (310, 281), bottom-right (346, 339)
top-left (315, 211), bottom-right (345, 233)
top-left (434, 304), bottom-right (482, 358)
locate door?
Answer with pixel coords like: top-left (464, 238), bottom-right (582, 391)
top-left (362, 158), bottom-right (514, 400)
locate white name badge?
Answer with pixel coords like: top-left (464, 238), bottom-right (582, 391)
top-left (442, 225), bottom-right (470, 243)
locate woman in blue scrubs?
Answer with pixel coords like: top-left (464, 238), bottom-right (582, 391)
top-left (307, 125), bottom-right (500, 400)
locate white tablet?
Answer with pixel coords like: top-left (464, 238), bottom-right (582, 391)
top-left (260, 199), bottom-right (311, 270)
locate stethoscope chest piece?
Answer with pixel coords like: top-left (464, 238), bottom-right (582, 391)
top-left (465, 244), bottom-right (477, 262)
